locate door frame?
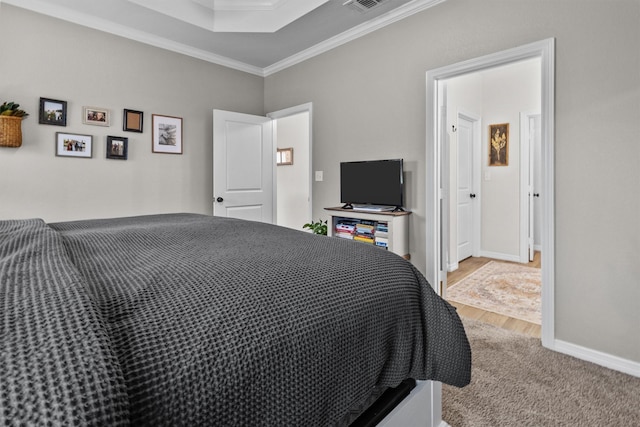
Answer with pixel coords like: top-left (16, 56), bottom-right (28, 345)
top-left (426, 38), bottom-right (555, 348)
top-left (267, 102), bottom-right (313, 226)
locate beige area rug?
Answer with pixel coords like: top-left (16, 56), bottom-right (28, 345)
top-left (443, 318), bottom-right (640, 426)
top-left (447, 261), bottom-right (541, 324)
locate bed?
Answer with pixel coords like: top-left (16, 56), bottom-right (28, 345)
top-left (0, 213), bottom-right (471, 426)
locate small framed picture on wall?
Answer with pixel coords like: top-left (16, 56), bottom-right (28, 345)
top-left (123, 109), bottom-right (143, 132)
top-left (39, 97), bottom-right (67, 126)
top-left (488, 123), bottom-right (509, 166)
top-left (55, 132), bottom-right (92, 158)
top-left (152, 114), bottom-right (183, 154)
top-left (106, 136), bottom-right (128, 160)
top-left (83, 106), bottom-right (110, 126)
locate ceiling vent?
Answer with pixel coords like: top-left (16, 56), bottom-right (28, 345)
top-left (343, 0), bottom-right (387, 13)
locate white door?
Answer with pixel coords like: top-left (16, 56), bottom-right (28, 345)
top-left (521, 112), bottom-right (542, 262)
top-left (456, 115), bottom-right (475, 261)
top-left (531, 114), bottom-right (542, 260)
top-left (438, 92), bottom-right (449, 296)
top-left (213, 110), bottom-right (274, 223)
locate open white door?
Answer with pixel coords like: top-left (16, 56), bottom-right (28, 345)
top-left (531, 115), bottom-right (542, 260)
top-left (213, 110), bottom-right (274, 223)
top-left (438, 85), bottom-right (449, 297)
top-left (528, 117), bottom-right (535, 261)
top-left (521, 112), bottom-right (541, 262)
top-left (456, 113), bottom-right (480, 263)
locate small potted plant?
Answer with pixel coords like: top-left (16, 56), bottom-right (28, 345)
top-left (303, 219), bottom-right (328, 236)
top-left (0, 101), bottom-right (29, 148)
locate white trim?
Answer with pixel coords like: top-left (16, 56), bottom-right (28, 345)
top-left (538, 39), bottom-right (556, 350)
top-left (377, 381), bottom-right (442, 427)
top-left (554, 339), bottom-right (640, 378)
top-left (478, 250), bottom-right (522, 263)
top-left (447, 261), bottom-right (459, 272)
top-left (427, 37), bottom-right (556, 347)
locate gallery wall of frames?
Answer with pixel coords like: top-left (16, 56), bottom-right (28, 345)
top-left (36, 96), bottom-right (183, 160)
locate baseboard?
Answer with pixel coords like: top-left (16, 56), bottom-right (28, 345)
top-left (478, 250), bottom-right (521, 263)
top-left (553, 339), bottom-right (640, 378)
top-left (447, 261), bottom-right (458, 272)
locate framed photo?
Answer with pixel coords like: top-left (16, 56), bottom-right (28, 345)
top-left (83, 106), bottom-right (110, 126)
top-left (106, 136), bottom-right (128, 160)
top-left (55, 132), bottom-right (92, 158)
top-left (152, 114), bottom-right (183, 154)
top-left (489, 123), bottom-right (509, 166)
top-left (123, 109), bottom-right (143, 132)
top-left (277, 147), bottom-right (293, 165)
top-left (39, 97), bottom-right (67, 126)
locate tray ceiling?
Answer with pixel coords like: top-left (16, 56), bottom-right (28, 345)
top-left (1, 0), bottom-right (446, 76)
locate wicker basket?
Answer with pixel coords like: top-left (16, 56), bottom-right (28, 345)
top-left (0, 115), bottom-right (23, 148)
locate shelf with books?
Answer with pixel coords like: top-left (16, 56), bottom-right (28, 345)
top-left (324, 207), bottom-right (411, 260)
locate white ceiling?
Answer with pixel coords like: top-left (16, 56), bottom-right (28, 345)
top-left (2, 0), bottom-right (445, 76)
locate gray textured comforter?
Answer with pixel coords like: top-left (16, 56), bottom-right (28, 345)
top-left (0, 213), bottom-right (470, 426)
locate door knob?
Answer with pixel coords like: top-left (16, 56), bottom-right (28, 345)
top-left (470, 193), bottom-right (476, 199)
top-left (533, 193), bottom-right (540, 198)
top-left (216, 197), bottom-right (224, 203)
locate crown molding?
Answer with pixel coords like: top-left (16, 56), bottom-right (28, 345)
top-left (263, 0), bottom-right (447, 76)
top-left (1, 0), bottom-right (446, 77)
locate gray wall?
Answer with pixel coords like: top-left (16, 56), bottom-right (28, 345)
top-left (1, 1), bottom-right (638, 365)
top-left (0, 5), bottom-right (264, 222)
top-left (265, 0), bottom-right (640, 363)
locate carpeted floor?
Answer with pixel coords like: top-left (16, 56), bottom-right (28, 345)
top-left (442, 318), bottom-right (640, 426)
top-left (446, 261), bottom-right (541, 324)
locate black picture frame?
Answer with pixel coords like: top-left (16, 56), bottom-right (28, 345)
top-left (106, 136), bottom-right (128, 160)
top-left (123, 109), bottom-right (143, 132)
top-left (39, 97), bottom-right (67, 126)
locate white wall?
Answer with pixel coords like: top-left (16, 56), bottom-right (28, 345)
top-left (276, 112), bottom-right (310, 230)
top-left (0, 4), bottom-right (264, 222)
top-left (265, 0), bottom-right (640, 364)
top-left (447, 59), bottom-right (541, 264)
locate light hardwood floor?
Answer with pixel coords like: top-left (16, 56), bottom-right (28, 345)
top-left (446, 253), bottom-right (542, 338)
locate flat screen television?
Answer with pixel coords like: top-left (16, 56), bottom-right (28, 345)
top-left (340, 159), bottom-right (404, 211)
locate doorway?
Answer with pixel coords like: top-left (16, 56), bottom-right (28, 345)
top-left (426, 39), bottom-right (555, 348)
top-left (213, 103), bottom-right (313, 229)
top-left (269, 109), bottom-right (312, 231)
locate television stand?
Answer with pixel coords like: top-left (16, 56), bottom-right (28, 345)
top-left (324, 207), bottom-right (411, 260)
top-left (341, 203), bottom-right (354, 210)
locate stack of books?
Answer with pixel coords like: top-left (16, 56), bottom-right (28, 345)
top-left (335, 221), bottom-right (356, 239)
top-left (353, 221), bottom-right (376, 245)
top-left (374, 222), bottom-right (389, 249)
top-left (334, 219), bottom-right (390, 250)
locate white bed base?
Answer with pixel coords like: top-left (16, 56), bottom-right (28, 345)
top-left (377, 381), bottom-right (449, 427)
